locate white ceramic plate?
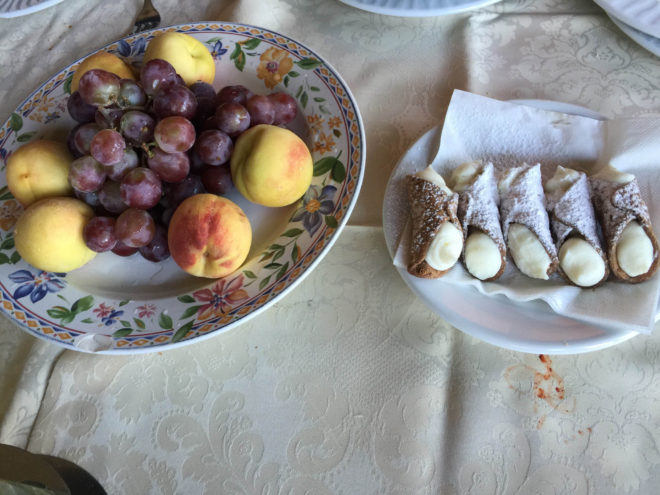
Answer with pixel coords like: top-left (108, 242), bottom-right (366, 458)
top-left (608, 12), bottom-right (660, 57)
top-left (0, 22), bottom-right (365, 353)
top-left (382, 100), bottom-right (641, 355)
top-left (0, 0), bottom-right (63, 18)
top-left (593, 0), bottom-right (660, 39)
top-left (338, 0), bottom-right (501, 17)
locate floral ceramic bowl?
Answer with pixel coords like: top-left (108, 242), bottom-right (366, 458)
top-left (0, 22), bottom-right (365, 353)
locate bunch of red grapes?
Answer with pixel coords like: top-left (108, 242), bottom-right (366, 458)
top-left (66, 58), bottom-right (298, 263)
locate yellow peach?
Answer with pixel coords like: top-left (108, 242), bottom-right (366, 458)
top-left (6, 140), bottom-right (74, 207)
top-left (71, 51), bottom-right (135, 92)
top-left (143, 32), bottom-right (215, 86)
top-left (168, 194), bottom-right (252, 278)
top-left (230, 124), bottom-right (313, 207)
top-left (14, 197), bottom-right (97, 272)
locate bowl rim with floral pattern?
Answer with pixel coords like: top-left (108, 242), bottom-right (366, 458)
top-left (0, 22), bottom-right (365, 353)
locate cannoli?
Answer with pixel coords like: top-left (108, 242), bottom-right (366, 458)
top-left (544, 166), bottom-right (608, 287)
top-left (407, 166), bottom-right (463, 278)
top-left (499, 163), bottom-right (558, 280)
top-left (590, 164), bottom-right (659, 283)
top-left (449, 161), bottom-right (506, 281)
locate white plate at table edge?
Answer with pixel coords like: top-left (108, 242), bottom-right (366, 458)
top-left (607, 12), bottom-right (660, 58)
top-left (0, 22), bottom-right (366, 354)
top-left (382, 99), bottom-right (645, 355)
top-left (593, 0), bottom-right (660, 39)
top-left (338, 0), bottom-right (501, 17)
top-left (0, 0), bottom-right (64, 18)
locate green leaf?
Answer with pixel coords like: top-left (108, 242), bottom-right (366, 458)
top-left (331, 160), bottom-right (347, 183)
top-left (300, 92), bottom-right (308, 109)
top-left (119, 300), bottom-right (131, 307)
top-left (81, 318), bottom-right (94, 324)
top-left (120, 320), bottom-right (131, 327)
top-left (71, 295), bottom-right (94, 314)
top-left (269, 243), bottom-right (285, 250)
top-left (180, 305), bottom-right (201, 320)
top-left (243, 270), bottom-right (257, 279)
top-left (205, 37), bottom-right (222, 44)
top-left (159, 313), bottom-right (173, 330)
top-left (314, 156), bottom-right (339, 176)
top-left (276, 262), bottom-right (289, 280)
top-left (17, 132), bottom-right (37, 143)
top-left (272, 248), bottom-right (285, 262)
top-left (9, 113), bottom-right (22, 132)
top-left (63, 74), bottom-right (73, 95)
top-left (288, 71), bottom-right (300, 77)
top-left (60, 314), bottom-right (75, 324)
top-left (112, 328), bottom-right (133, 338)
top-left (259, 250), bottom-right (274, 262)
top-left (325, 215), bottom-right (338, 228)
top-left (283, 75), bottom-right (289, 88)
top-left (177, 294), bottom-right (195, 303)
top-left (258, 274), bottom-right (272, 290)
top-left (241, 38), bottom-right (261, 50)
top-left (313, 97), bottom-right (326, 102)
top-left (295, 58), bottom-right (322, 70)
top-left (310, 86), bottom-right (320, 92)
top-left (291, 243), bottom-right (299, 263)
top-left (134, 318), bottom-right (146, 329)
top-left (9, 252), bottom-right (20, 264)
top-left (264, 262), bottom-right (282, 269)
top-left (230, 44), bottom-right (246, 71)
top-left (1, 237), bottom-right (14, 250)
top-left (333, 129), bottom-right (342, 138)
top-left (319, 105), bottom-right (331, 115)
top-left (0, 253), bottom-right (9, 264)
top-left (0, 188), bottom-right (14, 201)
top-left (47, 307), bottom-right (70, 319)
top-left (172, 320), bottom-right (194, 343)
top-left (282, 228), bottom-right (303, 238)
top-left (295, 86), bottom-right (303, 98)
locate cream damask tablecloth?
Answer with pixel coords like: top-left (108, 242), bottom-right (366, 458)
top-left (2, 0), bottom-right (660, 493)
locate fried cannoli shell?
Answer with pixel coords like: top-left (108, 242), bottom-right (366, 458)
top-left (500, 163), bottom-right (559, 277)
top-left (407, 175), bottom-right (461, 279)
top-left (457, 163), bottom-right (506, 281)
top-left (546, 172), bottom-right (609, 286)
top-left (590, 177), bottom-right (660, 283)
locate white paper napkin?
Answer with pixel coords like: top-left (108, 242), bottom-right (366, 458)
top-left (394, 90), bottom-right (660, 334)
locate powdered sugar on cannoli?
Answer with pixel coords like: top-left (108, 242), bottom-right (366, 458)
top-left (545, 166), bottom-right (608, 287)
top-left (450, 161), bottom-right (506, 281)
top-left (591, 165), bottom-right (659, 283)
top-left (499, 163), bottom-right (558, 279)
top-left (407, 167), bottom-right (463, 278)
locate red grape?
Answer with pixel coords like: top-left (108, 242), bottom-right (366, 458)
top-left (117, 79), bottom-right (147, 108)
top-left (95, 106), bottom-right (124, 129)
top-left (115, 208), bottom-right (156, 248)
top-left (83, 216), bottom-right (117, 252)
top-left (70, 122), bottom-right (102, 156)
top-left (139, 225), bottom-right (170, 262)
top-left (120, 167), bottom-right (162, 209)
top-left (140, 59), bottom-right (178, 96)
top-left (201, 164), bottom-right (233, 195)
top-left (194, 129), bottom-right (233, 165)
top-left (147, 148), bottom-right (190, 183)
top-left (105, 147), bottom-right (139, 181)
top-left (67, 91), bottom-right (97, 123)
top-left (69, 155), bottom-right (107, 193)
top-left (78, 69), bottom-right (120, 106)
top-left (153, 84), bottom-right (198, 120)
top-left (112, 240), bottom-right (138, 257)
top-left (90, 129), bottom-right (126, 166)
top-left (213, 102), bottom-right (250, 137)
top-left (99, 180), bottom-right (129, 214)
top-left (245, 94), bottom-right (275, 125)
top-left (120, 110), bottom-right (155, 146)
top-left (167, 174), bottom-right (205, 205)
top-left (269, 92), bottom-right (298, 126)
top-left (216, 85), bottom-right (254, 106)
top-left (154, 116), bottom-right (195, 153)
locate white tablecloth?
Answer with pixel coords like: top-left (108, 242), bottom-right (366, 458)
top-left (2, 0), bottom-right (660, 493)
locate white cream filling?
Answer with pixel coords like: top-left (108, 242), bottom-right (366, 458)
top-left (450, 161), bottom-right (482, 192)
top-left (508, 223), bottom-right (552, 279)
top-left (617, 221), bottom-right (654, 277)
top-left (559, 237), bottom-right (606, 287)
top-left (426, 222), bottom-right (463, 271)
top-left (544, 165), bottom-right (580, 194)
top-left (415, 165), bottom-right (452, 195)
top-left (593, 164), bottom-right (634, 184)
top-left (464, 231), bottom-right (502, 280)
